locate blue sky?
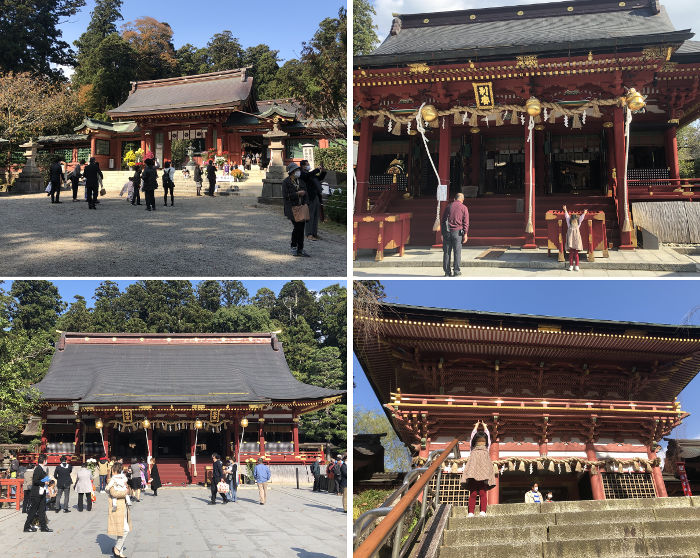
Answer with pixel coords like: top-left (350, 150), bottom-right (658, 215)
top-left (57, 0), bottom-right (345, 63)
top-left (354, 280), bottom-right (700, 441)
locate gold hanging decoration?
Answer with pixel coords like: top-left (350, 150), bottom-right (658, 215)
top-left (420, 104), bottom-right (438, 122)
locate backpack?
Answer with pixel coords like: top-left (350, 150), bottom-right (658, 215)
top-left (333, 462), bottom-right (342, 477)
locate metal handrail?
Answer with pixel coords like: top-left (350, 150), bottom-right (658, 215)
top-left (353, 438), bottom-right (460, 558)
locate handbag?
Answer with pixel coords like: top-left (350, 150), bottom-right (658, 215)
top-left (45, 183), bottom-right (52, 194)
top-left (292, 203), bottom-right (310, 222)
top-left (100, 188), bottom-right (106, 196)
top-left (217, 480), bottom-right (229, 494)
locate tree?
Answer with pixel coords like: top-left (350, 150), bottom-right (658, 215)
top-left (0, 0), bottom-right (85, 79)
top-left (317, 284), bottom-right (346, 349)
top-left (57, 295), bottom-right (93, 332)
top-left (353, 0), bottom-right (379, 56)
top-left (251, 288), bottom-right (277, 314)
top-left (196, 280), bottom-right (223, 312)
top-left (354, 407), bottom-right (412, 471)
top-left (221, 280), bottom-right (249, 307)
top-left (243, 44), bottom-right (281, 99)
top-left (9, 281), bottom-right (65, 332)
top-left (176, 43), bottom-right (210, 76)
top-left (121, 17), bottom-right (178, 81)
top-left (91, 280), bottom-right (126, 331)
top-left (170, 139), bottom-right (189, 167)
top-left (677, 120), bottom-right (700, 178)
top-left (209, 305), bottom-right (275, 333)
top-left (272, 281), bottom-right (318, 326)
top-left (206, 31), bottom-right (244, 72)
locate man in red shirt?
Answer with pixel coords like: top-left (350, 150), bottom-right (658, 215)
top-left (441, 193), bottom-right (469, 276)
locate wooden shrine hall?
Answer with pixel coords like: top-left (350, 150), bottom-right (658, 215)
top-left (353, 0), bottom-right (700, 250)
top-left (354, 303), bottom-right (700, 503)
top-left (27, 332), bottom-right (342, 485)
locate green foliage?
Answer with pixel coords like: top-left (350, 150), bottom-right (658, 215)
top-left (209, 306), bottom-right (275, 333)
top-left (9, 281), bottom-right (65, 332)
top-left (354, 406), bottom-right (412, 472)
top-left (243, 45), bottom-right (281, 100)
top-left (0, 0), bottom-right (86, 79)
top-left (176, 44), bottom-right (209, 76)
top-left (222, 280), bottom-right (249, 307)
top-left (57, 295), bottom-right (92, 332)
top-left (677, 120), bottom-right (700, 178)
top-left (326, 189), bottom-right (347, 224)
top-left (251, 288), bottom-right (276, 313)
top-left (272, 281), bottom-right (319, 327)
top-left (353, 0), bottom-right (379, 56)
top-left (121, 17), bottom-right (178, 81)
top-left (314, 143), bottom-right (347, 173)
top-left (196, 280), bottom-right (222, 312)
top-left (206, 31), bottom-right (244, 71)
top-left (353, 488), bottom-right (392, 521)
top-left (170, 139), bottom-right (189, 167)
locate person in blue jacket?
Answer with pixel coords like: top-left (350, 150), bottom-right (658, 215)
top-left (253, 457), bottom-right (272, 505)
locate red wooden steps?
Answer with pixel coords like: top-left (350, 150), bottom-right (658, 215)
top-left (154, 459), bottom-right (191, 485)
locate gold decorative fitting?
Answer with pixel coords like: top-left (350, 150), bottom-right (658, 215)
top-left (468, 59), bottom-right (475, 69)
top-left (473, 81), bottom-right (495, 109)
top-left (420, 104), bottom-right (439, 122)
top-left (641, 46), bottom-right (666, 61)
top-left (408, 129), bottom-right (418, 135)
top-left (142, 418), bottom-right (150, 429)
top-left (526, 96), bottom-right (542, 116)
top-left (668, 118), bottom-right (680, 125)
top-left (194, 419), bottom-right (203, 429)
top-left (619, 1), bottom-right (626, 6)
top-left (625, 88), bottom-right (646, 111)
top-left (588, 51), bottom-right (593, 61)
top-left (567, 6), bottom-right (574, 11)
top-left (516, 55), bottom-right (538, 69)
top-left (469, 14), bottom-right (476, 20)
top-left (423, 18), bottom-right (429, 23)
top-left (517, 10), bottom-right (524, 16)
top-left (407, 62), bottom-right (431, 74)
top-left (534, 124), bottom-right (545, 131)
top-left (470, 127), bottom-right (480, 134)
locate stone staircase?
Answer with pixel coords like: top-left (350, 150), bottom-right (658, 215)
top-left (440, 497), bottom-right (700, 558)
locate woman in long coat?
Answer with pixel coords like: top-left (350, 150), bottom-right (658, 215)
top-left (459, 420), bottom-right (496, 517)
top-left (282, 162), bottom-right (309, 257)
top-left (149, 458), bottom-right (162, 496)
top-left (106, 463), bottom-right (132, 558)
top-left (73, 463), bottom-right (94, 512)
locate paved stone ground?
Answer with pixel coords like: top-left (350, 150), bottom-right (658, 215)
top-left (354, 244), bottom-right (700, 277)
top-left (0, 185), bottom-right (346, 277)
top-left (0, 485), bottom-right (347, 558)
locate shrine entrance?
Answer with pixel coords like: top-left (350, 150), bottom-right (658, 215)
top-left (550, 133), bottom-right (605, 195)
top-left (498, 471), bottom-right (593, 503)
top-left (482, 136), bottom-right (525, 195)
top-left (153, 428), bottom-right (187, 458)
top-left (112, 430), bottom-right (148, 459)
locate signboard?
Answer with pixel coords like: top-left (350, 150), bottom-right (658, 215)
top-left (473, 82), bottom-right (495, 109)
top-left (437, 184), bottom-right (448, 202)
top-left (677, 462), bottom-right (693, 496)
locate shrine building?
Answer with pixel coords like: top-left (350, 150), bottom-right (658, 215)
top-left (354, 303), bottom-right (700, 503)
top-left (353, 0), bottom-right (700, 250)
top-left (37, 69), bottom-right (328, 171)
top-left (26, 332), bottom-right (343, 485)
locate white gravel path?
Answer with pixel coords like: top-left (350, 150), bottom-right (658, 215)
top-left (0, 191), bottom-right (347, 277)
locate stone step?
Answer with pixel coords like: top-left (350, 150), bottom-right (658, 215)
top-left (548, 519), bottom-right (700, 541)
top-left (443, 525), bottom-right (547, 546)
top-left (554, 506), bottom-right (700, 525)
top-left (541, 536), bottom-right (700, 558)
top-left (439, 542), bottom-right (542, 558)
top-left (448, 513), bottom-right (554, 530)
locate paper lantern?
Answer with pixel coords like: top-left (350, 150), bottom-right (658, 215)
top-left (420, 105), bottom-right (438, 123)
top-left (525, 97), bottom-right (542, 116)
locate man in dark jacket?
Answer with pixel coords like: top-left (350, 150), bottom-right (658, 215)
top-left (48, 159), bottom-right (65, 204)
top-left (131, 165), bottom-right (142, 206)
top-left (310, 457), bottom-right (321, 492)
top-left (141, 158), bottom-right (159, 211)
top-left (53, 455), bottom-right (72, 513)
top-left (83, 157), bottom-right (103, 210)
top-left (300, 160), bottom-right (326, 241)
top-left (193, 163), bottom-right (203, 196)
top-left (205, 160), bottom-right (217, 196)
top-left (338, 456), bottom-right (348, 513)
top-left (23, 454), bottom-right (52, 532)
top-left (209, 453), bottom-right (228, 504)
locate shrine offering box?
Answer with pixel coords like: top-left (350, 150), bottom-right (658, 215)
top-left (353, 212), bottom-right (412, 261)
top-left (546, 210), bottom-right (609, 262)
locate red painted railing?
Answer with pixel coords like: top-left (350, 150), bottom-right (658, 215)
top-left (628, 178), bottom-right (700, 199)
top-left (0, 479), bottom-right (24, 510)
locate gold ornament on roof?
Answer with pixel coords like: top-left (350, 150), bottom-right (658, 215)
top-left (408, 62), bottom-right (431, 74)
top-left (516, 55), bottom-right (538, 68)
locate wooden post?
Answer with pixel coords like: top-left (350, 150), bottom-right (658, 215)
top-left (75, 419), bottom-right (82, 460)
top-left (586, 442), bottom-right (605, 500)
top-left (648, 444), bottom-right (668, 497)
top-left (355, 118), bottom-right (373, 214)
top-left (470, 131), bottom-right (480, 186)
top-left (224, 425), bottom-right (232, 459)
top-left (216, 123), bottom-right (224, 156)
top-left (604, 125), bottom-right (616, 196)
top-left (613, 106), bottom-right (634, 249)
top-left (40, 409), bottom-right (47, 453)
top-left (229, 133), bottom-right (242, 166)
top-left (535, 128), bottom-right (545, 193)
top-left (234, 416), bottom-right (241, 462)
top-left (665, 124), bottom-right (680, 182)
top-left (524, 122), bottom-right (537, 248)
top-left (103, 424), bottom-right (111, 458)
top-left (189, 428), bottom-right (196, 480)
top-left (488, 441), bottom-right (500, 505)
top-left (434, 116), bottom-right (453, 246)
top-left (90, 136), bottom-right (97, 159)
top-left (146, 427), bottom-right (153, 458)
top-left (292, 415), bottom-right (300, 457)
top-left (258, 414), bottom-right (265, 457)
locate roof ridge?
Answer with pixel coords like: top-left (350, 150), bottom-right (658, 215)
top-left (130, 67), bottom-right (252, 89)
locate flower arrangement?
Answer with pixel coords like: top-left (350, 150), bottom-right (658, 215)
top-left (123, 150), bottom-right (136, 167)
top-left (245, 457), bottom-right (256, 481)
top-left (231, 169), bottom-right (245, 180)
top-left (85, 458), bottom-right (98, 473)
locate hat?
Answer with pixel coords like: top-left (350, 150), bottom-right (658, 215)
top-left (287, 162), bottom-right (300, 174)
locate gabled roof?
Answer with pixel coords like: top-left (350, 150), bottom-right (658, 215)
top-left (74, 117), bottom-right (139, 134)
top-left (356, 0), bottom-right (694, 67)
top-left (34, 332), bottom-right (343, 406)
top-left (108, 68), bottom-right (255, 118)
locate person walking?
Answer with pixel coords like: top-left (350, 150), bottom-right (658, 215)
top-left (141, 158), bottom-right (158, 211)
top-left (253, 457), bottom-right (271, 505)
top-left (209, 453), bottom-right (228, 505)
top-left (23, 454), bottom-right (52, 532)
top-left (149, 458), bottom-right (162, 496)
top-left (206, 160), bottom-right (217, 196)
top-left (226, 458), bottom-right (238, 502)
top-left (310, 457), bottom-right (321, 492)
top-left (193, 162), bottom-right (203, 196)
top-left (74, 463), bottom-right (94, 512)
top-left (441, 193), bottom-right (470, 277)
top-left (48, 158), bottom-right (65, 204)
top-left (129, 458), bottom-right (142, 502)
top-left (563, 205), bottom-right (587, 271)
top-left (338, 456), bottom-right (348, 513)
top-left (68, 160), bottom-right (84, 202)
top-left (459, 420), bottom-right (496, 517)
top-left (282, 162), bottom-right (310, 257)
top-left (98, 457), bottom-right (109, 493)
top-left (131, 166), bottom-right (142, 206)
top-left (326, 459), bottom-right (336, 494)
top-left (22, 463), bottom-right (35, 514)
top-left (53, 455), bottom-right (72, 513)
top-left (162, 161), bottom-right (175, 206)
top-left (83, 157), bottom-right (103, 210)
top-left (300, 160), bottom-right (326, 241)
top-left (106, 463), bottom-right (132, 558)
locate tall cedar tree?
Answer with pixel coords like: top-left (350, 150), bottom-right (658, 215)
top-left (353, 0), bottom-right (379, 55)
top-left (121, 17), bottom-right (178, 81)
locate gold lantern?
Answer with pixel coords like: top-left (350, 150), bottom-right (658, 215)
top-left (408, 129), bottom-right (417, 136)
top-left (95, 419), bottom-right (103, 429)
top-left (525, 97), bottom-right (542, 116)
top-left (142, 418), bottom-right (150, 429)
top-left (470, 127), bottom-right (480, 134)
top-left (194, 419), bottom-right (203, 429)
top-left (420, 104), bottom-right (438, 122)
top-left (625, 88), bottom-right (646, 111)
top-left (240, 418), bottom-right (249, 428)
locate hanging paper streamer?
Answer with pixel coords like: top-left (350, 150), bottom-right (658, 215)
top-left (483, 116), bottom-right (489, 127)
top-left (469, 112), bottom-right (478, 127)
top-left (543, 107), bottom-right (549, 122)
top-left (374, 114), bottom-right (385, 128)
top-left (572, 114), bottom-right (582, 129)
top-left (511, 110), bottom-right (520, 125)
top-left (442, 117), bottom-right (445, 129)
top-left (564, 115), bottom-right (569, 128)
top-left (387, 119), bottom-right (393, 133)
top-left (520, 114), bottom-right (526, 125)
top-left (391, 122), bottom-right (401, 136)
top-left (462, 112), bottom-right (469, 125)
top-left (581, 109), bottom-right (587, 125)
top-left (407, 120), bottom-right (411, 134)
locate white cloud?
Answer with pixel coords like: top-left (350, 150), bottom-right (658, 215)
top-left (51, 64), bottom-right (75, 79)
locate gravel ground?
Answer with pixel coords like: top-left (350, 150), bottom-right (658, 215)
top-left (0, 191), bottom-right (347, 277)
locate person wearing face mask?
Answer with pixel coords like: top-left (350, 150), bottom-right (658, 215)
top-left (525, 482), bottom-right (542, 503)
top-left (299, 159), bottom-right (326, 241)
top-left (283, 162), bottom-right (310, 257)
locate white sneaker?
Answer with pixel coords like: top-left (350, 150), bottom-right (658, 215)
top-left (568, 265), bottom-right (573, 271)
top-left (467, 512), bottom-right (474, 517)
top-left (574, 265), bottom-right (580, 271)
top-left (479, 511), bottom-right (486, 516)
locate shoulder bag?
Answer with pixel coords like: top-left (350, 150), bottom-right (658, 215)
top-left (292, 203), bottom-right (310, 222)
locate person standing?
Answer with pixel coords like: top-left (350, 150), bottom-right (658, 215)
top-left (326, 459), bottom-right (336, 494)
top-left (83, 157), bottom-right (103, 210)
top-left (129, 458), bottom-right (142, 502)
top-left (48, 158), bottom-right (65, 204)
top-left (209, 453), bottom-right (228, 505)
top-left (74, 463), bottom-right (94, 512)
top-left (98, 458), bottom-right (109, 493)
top-left (253, 457), bottom-right (271, 505)
top-left (206, 160), bottom-right (217, 196)
top-left (22, 463), bottom-right (35, 514)
top-left (106, 463), bottom-right (132, 558)
top-left (23, 454), bottom-right (52, 532)
top-left (68, 160), bottom-right (84, 202)
top-left (525, 482), bottom-right (543, 503)
top-left (282, 162), bottom-right (310, 257)
top-left (226, 458), bottom-right (238, 503)
top-left (149, 458), bottom-right (162, 496)
top-left (339, 456), bottom-right (348, 513)
top-left (310, 457), bottom-right (321, 492)
top-left (300, 160), bottom-right (326, 242)
top-left (141, 158), bottom-right (158, 211)
top-left (193, 162), bottom-right (203, 196)
top-left (53, 455), bottom-right (72, 513)
top-left (441, 193), bottom-right (470, 277)
top-left (131, 166), bottom-right (142, 206)
top-left (162, 161), bottom-right (175, 206)
top-left (459, 420), bottom-right (496, 517)
top-left (563, 205), bottom-right (587, 272)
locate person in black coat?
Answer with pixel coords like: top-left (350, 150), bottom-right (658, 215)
top-left (68, 160), bottom-right (84, 202)
top-left (131, 166), bottom-right (142, 206)
top-left (53, 455), bottom-right (73, 513)
top-left (338, 456), bottom-right (348, 513)
top-left (23, 454), bottom-right (52, 532)
top-left (83, 157), bottom-right (103, 210)
top-left (282, 162), bottom-right (310, 257)
top-left (48, 159), bottom-right (65, 204)
top-left (205, 160), bottom-right (217, 196)
top-left (149, 458), bottom-right (162, 496)
top-left (209, 453), bottom-right (228, 504)
top-left (141, 158), bottom-right (159, 211)
top-left (300, 160), bottom-right (326, 241)
top-left (310, 457), bottom-right (321, 492)
top-left (193, 163), bottom-right (203, 196)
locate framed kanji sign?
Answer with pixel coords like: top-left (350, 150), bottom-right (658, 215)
top-left (473, 82), bottom-right (495, 109)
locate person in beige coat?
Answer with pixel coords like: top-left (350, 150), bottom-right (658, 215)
top-left (563, 205), bottom-right (587, 272)
top-left (459, 420), bottom-right (496, 516)
top-left (106, 463), bottom-right (132, 558)
top-left (73, 464), bottom-right (94, 512)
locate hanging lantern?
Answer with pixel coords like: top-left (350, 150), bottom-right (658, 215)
top-left (240, 418), bottom-right (249, 428)
top-left (420, 104), bottom-right (438, 123)
top-left (525, 97), bottom-right (542, 116)
top-left (95, 419), bottom-right (103, 429)
top-left (195, 419), bottom-right (203, 429)
top-left (142, 418), bottom-right (150, 429)
top-left (625, 88), bottom-right (646, 111)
